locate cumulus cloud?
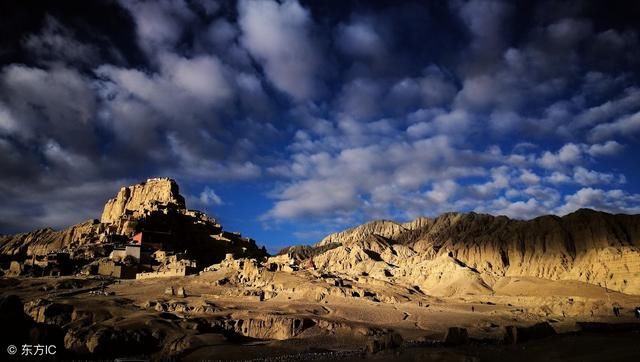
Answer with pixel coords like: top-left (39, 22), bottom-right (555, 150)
top-left (569, 87), bottom-right (640, 132)
top-left (264, 135), bottom-right (492, 221)
top-left (546, 171), bottom-right (572, 184)
top-left (519, 169), bottom-right (541, 185)
top-left (426, 180), bottom-right (459, 203)
top-left (199, 187), bottom-right (223, 206)
top-left (572, 166), bottom-right (617, 186)
top-left (338, 78), bottom-right (384, 120)
top-left (587, 140), bottom-right (624, 156)
top-left (120, 0), bottom-right (197, 55)
top-left (336, 18), bottom-right (385, 58)
top-left (0, 64), bottom-right (97, 149)
top-left (1, 0), bottom-right (639, 237)
top-left (238, 0), bottom-right (322, 100)
top-left (537, 143), bottom-right (583, 169)
top-left (557, 188), bottom-right (640, 215)
top-left (481, 198), bottom-right (544, 220)
top-left (0, 178), bottom-right (129, 231)
top-left (590, 111), bottom-right (640, 141)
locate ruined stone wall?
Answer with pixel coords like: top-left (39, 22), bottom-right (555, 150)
top-left (135, 268), bottom-right (188, 280)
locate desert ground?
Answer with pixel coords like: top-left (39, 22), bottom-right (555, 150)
top-left (2, 266), bottom-right (639, 361)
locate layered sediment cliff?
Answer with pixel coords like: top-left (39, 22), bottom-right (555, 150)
top-left (304, 209), bottom-right (640, 295)
top-left (100, 177), bottom-right (185, 224)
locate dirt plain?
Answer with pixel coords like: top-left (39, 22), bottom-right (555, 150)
top-left (2, 265), bottom-right (639, 361)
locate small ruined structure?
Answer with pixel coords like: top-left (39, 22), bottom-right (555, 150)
top-left (44, 252), bottom-right (72, 276)
top-left (97, 260), bottom-right (138, 279)
top-left (109, 245), bottom-right (141, 262)
top-left (136, 252), bottom-right (197, 280)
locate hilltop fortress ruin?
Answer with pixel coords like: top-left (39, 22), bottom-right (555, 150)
top-left (0, 178), bottom-right (267, 279)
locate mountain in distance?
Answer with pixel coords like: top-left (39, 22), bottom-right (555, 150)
top-left (1, 177), bottom-right (639, 296)
top-left (2, 177), bottom-right (640, 360)
top-left (283, 209), bottom-right (640, 296)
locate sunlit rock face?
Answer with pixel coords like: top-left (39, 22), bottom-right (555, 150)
top-left (295, 209), bottom-right (640, 295)
top-left (100, 178), bottom-right (186, 224)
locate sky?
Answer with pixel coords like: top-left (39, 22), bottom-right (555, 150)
top-left (0, 0), bottom-right (639, 252)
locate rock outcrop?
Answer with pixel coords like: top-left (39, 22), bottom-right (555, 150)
top-left (0, 178), bottom-right (267, 269)
top-left (211, 315), bottom-right (315, 340)
top-left (307, 209), bottom-right (640, 295)
top-left (100, 178), bottom-right (185, 224)
top-left (317, 220), bottom-right (407, 246)
top-left (0, 220), bottom-right (102, 257)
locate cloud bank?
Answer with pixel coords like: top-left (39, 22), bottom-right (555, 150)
top-left (0, 0), bottom-right (639, 245)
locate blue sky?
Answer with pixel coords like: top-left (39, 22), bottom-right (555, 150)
top-left (0, 0), bottom-right (639, 252)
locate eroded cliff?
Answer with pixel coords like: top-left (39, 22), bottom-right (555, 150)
top-left (100, 177), bottom-right (185, 224)
top-left (307, 209), bottom-right (640, 295)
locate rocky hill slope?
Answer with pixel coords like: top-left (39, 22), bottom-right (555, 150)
top-left (0, 178), bottom-right (266, 266)
top-left (100, 178), bottom-right (185, 224)
top-left (306, 209), bottom-right (640, 295)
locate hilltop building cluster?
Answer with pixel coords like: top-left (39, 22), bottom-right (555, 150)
top-left (0, 178), bottom-right (267, 279)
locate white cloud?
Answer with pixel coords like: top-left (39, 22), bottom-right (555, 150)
top-left (2, 0), bottom-right (639, 235)
top-left (43, 139), bottom-right (96, 176)
top-left (120, 0), bottom-right (196, 55)
top-left (587, 140), bottom-right (624, 156)
top-left (406, 109), bottom-right (472, 139)
top-left (0, 101), bottom-right (19, 134)
top-left (519, 169), bottom-right (541, 185)
top-left (264, 136), bottom-right (489, 221)
top-left (165, 133), bottom-right (261, 181)
top-left (426, 180), bottom-right (459, 203)
top-left (470, 166), bottom-right (511, 198)
top-left (338, 78), bottom-right (384, 119)
top-left (238, 0), bottom-right (321, 100)
top-left (406, 121), bottom-right (433, 139)
top-left (557, 188), bottom-right (640, 215)
top-left (537, 143), bottom-right (583, 169)
top-left (572, 166), bottom-right (617, 186)
top-left (199, 187), bottom-right (223, 206)
top-left (97, 53), bottom-right (232, 121)
top-left (266, 177), bottom-right (360, 219)
top-left (0, 64), bottom-right (97, 147)
top-left (455, 74), bottom-right (498, 110)
top-left (569, 87), bottom-right (640, 131)
top-left (388, 66), bottom-right (457, 111)
top-left (160, 53), bottom-right (232, 104)
top-left (590, 110), bottom-right (640, 141)
top-left (483, 197), bottom-right (544, 220)
top-left (336, 19), bottom-right (385, 58)
top-left (547, 171), bottom-right (572, 184)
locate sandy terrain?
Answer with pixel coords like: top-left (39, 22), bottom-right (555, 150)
top-left (2, 267), bottom-right (639, 361)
